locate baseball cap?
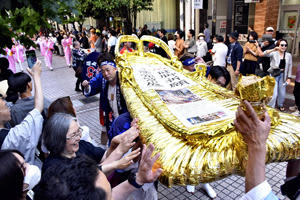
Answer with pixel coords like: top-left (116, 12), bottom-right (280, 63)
top-left (266, 27), bottom-right (274, 32)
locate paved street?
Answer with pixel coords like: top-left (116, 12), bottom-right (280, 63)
top-left (37, 51), bottom-right (291, 200)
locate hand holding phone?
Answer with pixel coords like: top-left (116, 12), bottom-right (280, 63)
top-left (26, 50), bottom-right (37, 69)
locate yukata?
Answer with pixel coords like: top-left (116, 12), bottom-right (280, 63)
top-left (14, 44), bottom-right (25, 72)
top-left (84, 71), bottom-right (127, 132)
top-left (43, 41), bottom-right (54, 70)
top-left (62, 38), bottom-right (73, 66)
top-left (4, 48), bottom-right (16, 73)
top-left (37, 38), bottom-right (45, 56)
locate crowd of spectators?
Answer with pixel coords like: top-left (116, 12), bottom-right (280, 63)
top-left (0, 23), bottom-right (299, 200)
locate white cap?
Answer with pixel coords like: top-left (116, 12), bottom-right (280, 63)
top-left (266, 27), bottom-right (274, 31)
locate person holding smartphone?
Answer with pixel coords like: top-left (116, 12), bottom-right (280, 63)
top-left (258, 39), bottom-right (293, 111)
top-left (242, 31), bottom-right (259, 75)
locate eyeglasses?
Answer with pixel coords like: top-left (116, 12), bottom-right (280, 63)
top-left (280, 44), bottom-right (287, 47)
top-left (66, 127), bottom-right (83, 141)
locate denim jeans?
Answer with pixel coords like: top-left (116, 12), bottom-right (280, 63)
top-left (268, 72), bottom-right (286, 108)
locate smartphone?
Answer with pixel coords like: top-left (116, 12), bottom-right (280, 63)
top-left (26, 50), bottom-right (37, 69)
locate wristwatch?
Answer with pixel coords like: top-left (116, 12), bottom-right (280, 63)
top-left (128, 173), bottom-right (143, 188)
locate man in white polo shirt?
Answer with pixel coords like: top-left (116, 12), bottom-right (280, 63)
top-left (211, 35), bottom-right (228, 67)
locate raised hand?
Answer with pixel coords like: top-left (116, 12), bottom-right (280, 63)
top-left (113, 124), bottom-right (140, 154)
top-left (27, 60), bottom-right (42, 78)
top-left (114, 148), bottom-right (141, 170)
top-left (234, 100), bottom-right (271, 147)
top-left (135, 144), bottom-right (163, 185)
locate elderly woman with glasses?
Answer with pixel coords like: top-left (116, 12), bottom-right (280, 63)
top-left (42, 113), bottom-right (141, 176)
top-left (259, 39), bottom-right (293, 111)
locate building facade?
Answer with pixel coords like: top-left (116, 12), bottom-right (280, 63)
top-left (135, 0), bottom-right (177, 33)
top-left (134, 0), bottom-right (300, 56)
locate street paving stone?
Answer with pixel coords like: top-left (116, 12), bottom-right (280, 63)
top-left (38, 52), bottom-right (292, 199)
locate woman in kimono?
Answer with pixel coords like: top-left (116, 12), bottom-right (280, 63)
top-left (43, 37), bottom-right (54, 71)
top-left (36, 36), bottom-right (46, 57)
top-left (14, 40), bottom-right (25, 72)
top-left (62, 35), bottom-right (73, 67)
top-left (4, 47), bottom-right (16, 73)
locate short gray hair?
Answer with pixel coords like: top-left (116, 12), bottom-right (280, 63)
top-left (73, 41), bottom-right (80, 48)
top-left (43, 113), bottom-right (77, 156)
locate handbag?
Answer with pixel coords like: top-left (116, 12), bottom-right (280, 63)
top-left (271, 68), bottom-right (281, 77)
top-left (271, 52), bottom-right (285, 77)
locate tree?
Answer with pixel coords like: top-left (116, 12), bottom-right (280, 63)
top-left (77, 0), bottom-right (153, 34)
top-left (0, 7), bottom-right (49, 54)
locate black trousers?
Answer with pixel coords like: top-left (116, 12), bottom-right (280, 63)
top-left (75, 76), bottom-right (82, 90)
top-left (294, 81), bottom-right (300, 112)
top-left (242, 59), bottom-right (258, 75)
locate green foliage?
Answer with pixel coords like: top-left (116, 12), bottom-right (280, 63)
top-left (78, 0), bottom-right (153, 21)
top-left (0, 16), bottom-right (14, 54)
top-left (0, 6), bottom-right (45, 54)
top-left (8, 7), bottom-right (49, 37)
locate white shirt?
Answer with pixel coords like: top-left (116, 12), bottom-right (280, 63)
top-left (1, 109), bottom-right (43, 165)
top-left (108, 84), bottom-right (119, 119)
top-left (212, 42), bottom-right (228, 67)
top-left (108, 36), bottom-right (117, 47)
top-left (168, 40), bottom-right (176, 54)
top-left (196, 40), bottom-right (208, 58)
top-left (102, 30), bottom-right (108, 36)
top-left (240, 180), bottom-right (276, 200)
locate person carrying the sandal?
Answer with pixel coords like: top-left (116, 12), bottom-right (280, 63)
top-left (258, 39), bottom-right (293, 111)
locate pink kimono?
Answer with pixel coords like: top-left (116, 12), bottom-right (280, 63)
top-left (37, 38), bottom-right (45, 56)
top-left (14, 44), bottom-right (25, 72)
top-left (43, 40), bottom-right (54, 70)
top-left (14, 44), bottom-right (25, 63)
top-left (4, 47), bottom-right (16, 73)
top-left (62, 38), bottom-right (72, 66)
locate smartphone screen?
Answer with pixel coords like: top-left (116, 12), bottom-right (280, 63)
top-left (26, 50), bottom-right (37, 69)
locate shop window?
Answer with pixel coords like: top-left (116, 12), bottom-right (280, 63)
top-left (233, 0), bottom-right (249, 34)
top-left (282, 0), bottom-right (300, 5)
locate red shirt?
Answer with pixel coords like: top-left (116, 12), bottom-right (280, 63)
top-left (120, 47), bottom-right (133, 54)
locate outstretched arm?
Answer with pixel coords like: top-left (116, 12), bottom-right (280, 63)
top-left (27, 60), bottom-right (43, 113)
top-left (112, 144), bottom-right (163, 200)
top-left (235, 101), bottom-right (271, 192)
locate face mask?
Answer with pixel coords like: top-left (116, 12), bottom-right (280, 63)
top-left (213, 40), bottom-right (217, 43)
top-left (199, 37), bottom-right (204, 40)
top-left (108, 33), bottom-right (111, 37)
top-left (23, 164), bottom-right (41, 191)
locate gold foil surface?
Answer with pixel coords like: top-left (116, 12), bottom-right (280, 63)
top-left (235, 75), bottom-right (275, 102)
top-left (235, 75), bottom-right (276, 119)
top-left (115, 36), bottom-right (300, 187)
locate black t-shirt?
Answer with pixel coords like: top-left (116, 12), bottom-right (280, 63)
top-left (80, 37), bottom-right (89, 49)
top-left (42, 140), bottom-right (105, 173)
top-left (258, 43), bottom-right (276, 72)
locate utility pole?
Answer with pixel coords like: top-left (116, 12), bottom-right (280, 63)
top-left (226, 0), bottom-right (233, 36)
top-left (212, 0), bottom-right (217, 36)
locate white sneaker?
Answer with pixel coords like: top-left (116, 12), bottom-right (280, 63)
top-left (291, 111), bottom-right (300, 117)
top-left (289, 106), bottom-right (298, 111)
top-left (202, 183), bottom-right (217, 198)
top-left (186, 185), bottom-right (195, 193)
